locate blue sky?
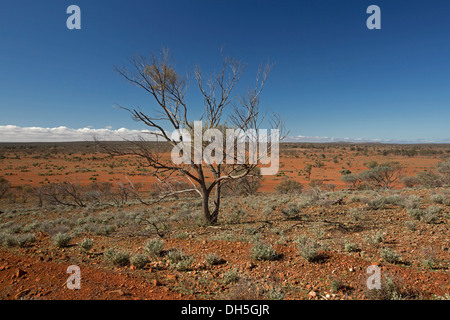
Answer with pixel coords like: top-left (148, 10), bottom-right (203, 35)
top-left (0, 0), bottom-right (449, 142)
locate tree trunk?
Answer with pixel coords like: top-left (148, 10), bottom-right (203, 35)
top-left (210, 182), bottom-right (221, 224)
top-left (201, 183), bottom-right (221, 225)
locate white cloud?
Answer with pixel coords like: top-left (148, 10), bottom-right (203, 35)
top-left (0, 125), bottom-right (160, 142)
top-left (0, 125), bottom-right (442, 144)
top-left (283, 135), bottom-right (436, 144)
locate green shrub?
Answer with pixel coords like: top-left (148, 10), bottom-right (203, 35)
top-left (366, 276), bottom-right (404, 300)
top-left (51, 232), bottom-right (72, 248)
top-left (281, 203), bottom-right (300, 219)
top-left (173, 231), bottom-right (189, 239)
top-left (408, 207), bottom-right (440, 223)
top-left (275, 179), bottom-right (303, 195)
top-left (436, 158), bottom-right (450, 185)
top-left (1, 233), bottom-right (18, 247)
top-left (344, 241), bottom-right (359, 253)
top-left (422, 206), bottom-right (441, 224)
top-left (401, 176), bottom-right (419, 188)
top-left (341, 173), bottom-right (361, 189)
top-left (422, 258), bottom-right (436, 269)
top-left (130, 254), bottom-right (149, 269)
top-left (222, 269), bottom-right (240, 284)
top-left (166, 249), bottom-right (194, 271)
top-left (144, 238), bottom-right (165, 258)
top-left (330, 278), bottom-right (344, 293)
top-left (104, 248), bottom-right (130, 267)
top-left (266, 288), bottom-right (285, 300)
top-left (16, 233), bottom-right (36, 247)
top-left (430, 194), bottom-right (446, 204)
top-left (367, 198), bottom-right (385, 210)
top-left (295, 236), bottom-right (322, 262)
top-left (402, 195), bottom-right (422, 210)
top-left (79, 238), bottom-right (94, 252)
top-left (204, 253), bottom-right (223, 266)
top-left (366, 232), bottom-right (385, 247)
top-left (0, 177), bottom-right (11, 199)
top-left (407, 208), bottom-right (425, 221)
top-left (358, 162), bottom-right (403, 189)
top-left (349, 208), bottom-right (362, 221)
top-left (380, 248), bottom-right (402, 264)
top-left (250, 242), bottom-right (278, 261)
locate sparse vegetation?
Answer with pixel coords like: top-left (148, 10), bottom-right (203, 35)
top-left (380, 248), bottom-right (402, 264)
top-left (295, 236), bottom-right (322, 262)
top-left (366, 276), bottom-right (406, 300)
top-left (275, 179), bottom-right (303, 195)
top-left (79, 238), bottom-right (94, 252)
top-left (144, 238), bottom-right (165, 258)
top-left (222, 268), bottom-right (240, 284)
top-left (166, 249), bottom-right (194, 271)
top-left (0, 142), bottom-right (448, 300)
top-left (51, 232), bottom-right (72, 248)
top-left (130, 253), bottom-right (150, 269)
top-left (204, 253), bottom-right (223, 266)
top-left (104, 248), bottom-right (130, 267)
top-left (250, 242), bottom-right (279, 261)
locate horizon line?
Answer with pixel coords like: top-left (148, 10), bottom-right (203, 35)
top-left (0, 124), bottom-right (448, 145)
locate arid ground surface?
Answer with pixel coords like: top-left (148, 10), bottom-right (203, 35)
top-left (0, 142), bottom-right (449, 300)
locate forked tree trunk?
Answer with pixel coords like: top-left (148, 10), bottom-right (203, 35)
top-left (201, 183), bottom-right (221, 225)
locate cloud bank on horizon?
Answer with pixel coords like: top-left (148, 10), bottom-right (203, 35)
top-left (0, 125), bottom-right (444, 144)
top-left (0, 125), bottom-right (158, 143)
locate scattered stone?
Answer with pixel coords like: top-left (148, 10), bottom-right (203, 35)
top-left (309, 290), bottom-right (317, 298)
top-left (14, 268), bottom-right (27, 278)
top-left (166, 274), bottom-right (177, 281)
top-left (107, 289), bottom-right (125, 296)
top-left (15, 289), bottom-right (30, 299)
top-left (245, 262), bottom-right (255, 270)
top-left (152, 279), bottom-right (160, 286)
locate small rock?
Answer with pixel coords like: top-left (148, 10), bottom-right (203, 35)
top-left (245, 262), bottom-right (255, 270)
top-left (107, 289), bottom-right (125, 296)
top-left (14, 268), bottom-right (27, 278)
top-left (166, 274), bottom-right (177, 281)
top-left (152, 279), bottom-right (160, 286)
top-left (15, 289), bottom-right (30, 299)
top-left (309, 290), bottom-right (317, 298)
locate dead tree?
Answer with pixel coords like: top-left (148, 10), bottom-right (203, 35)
top-left (97, 49), bottom-right (286, 224)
